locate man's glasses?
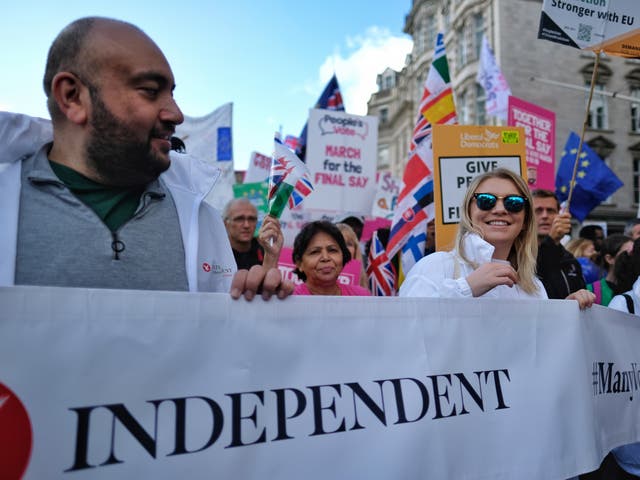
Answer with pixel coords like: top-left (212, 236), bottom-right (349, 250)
top-left (229, 216), bottom-right (258, 224)
top-left (473, 193), bottom-right (527, 213)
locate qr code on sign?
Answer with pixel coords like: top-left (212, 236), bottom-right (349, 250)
top-left (578, 23), bottom-right (592, 42)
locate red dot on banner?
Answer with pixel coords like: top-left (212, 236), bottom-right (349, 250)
top-left (202, 263), bottom-right (211, 272)
top-left (0, 383), bottom-right (33, 479)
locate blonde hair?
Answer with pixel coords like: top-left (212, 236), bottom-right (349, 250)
top-left (336, 223), bottom-right (369, 290)
top-left (456, 168), bottom-right (539, 295)
top-left (566, 238), bottom-right (595, 259)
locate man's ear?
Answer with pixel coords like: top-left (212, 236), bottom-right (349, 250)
top-left (50, 72), bottom-right (90, 125)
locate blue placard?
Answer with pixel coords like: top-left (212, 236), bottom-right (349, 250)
top-left (217, 127), bottom-right (232, 161)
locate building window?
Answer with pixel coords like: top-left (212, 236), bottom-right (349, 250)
top-left (378, 145), bottom-right (390, 170)
top-left (582, 62), bottom-right (611, 130)
top-left (632, 89), bottom-right (640, 133)
top-left (380, 108), bottom-right (389, 124)
top-left (416, 23), bottom-right (425, 53)
top-left (475, 84), bottom-right (486, 125)
top-left (442, 2), bottom-right (451, 29)
top-left (458, 89), bottom-right (469, 125)
top-left (586, 84), bottom-right (608, 130)
top-left (456, 25), bottom-right (468, 69)
top-left (473, 12), bottom-right (484, 60)
top-left (425, 14), bottom-right (436, 51)
top-left (634, 157), bottom-right (640, 205)
top-left (384, 74), bottom-right (395, 90)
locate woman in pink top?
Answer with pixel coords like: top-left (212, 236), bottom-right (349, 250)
top-left (292, 221), bottom-right (371, 296)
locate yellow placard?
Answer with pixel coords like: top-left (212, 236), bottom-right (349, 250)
top-left (432, 125), bottom-right (527, 251)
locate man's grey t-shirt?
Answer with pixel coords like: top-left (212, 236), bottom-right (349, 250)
top-left (15, 146), bottom-right (189, 291)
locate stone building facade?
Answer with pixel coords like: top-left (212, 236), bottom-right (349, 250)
top-left (367, 0), bottom-right (640, 232)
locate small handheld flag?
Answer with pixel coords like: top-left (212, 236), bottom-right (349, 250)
top-left (267, 137), bottom-right (314, 219)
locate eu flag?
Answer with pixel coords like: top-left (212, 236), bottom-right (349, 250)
top-left (555, 132), bottom-right (623, 221)
top-left (296, 74), bottom-right (344, 161)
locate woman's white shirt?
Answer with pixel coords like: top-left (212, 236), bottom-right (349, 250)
top-left (399, 233), bottom-right (547, 299)
top-left (609, 277), bottom-right (640, 314)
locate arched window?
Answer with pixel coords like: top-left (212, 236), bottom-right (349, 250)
top-left (581, 62), bottom-right (612, 130)
top-left (626, 69), bottom-right (640, 132)
top-left (630, 142), bottom-right (640, 205)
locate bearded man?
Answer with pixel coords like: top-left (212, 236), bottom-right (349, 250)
top-left (0, 17), bottom-right (290, 300)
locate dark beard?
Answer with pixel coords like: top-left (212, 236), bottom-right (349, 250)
top-left (86, 90), bottom-right (170, 187)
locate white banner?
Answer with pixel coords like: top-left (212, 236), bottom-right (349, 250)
top-left (2, 286), bottom-right (640, 479)
top-left (243, 151), bottom-right (271, 184)
top-left (175, 102), bottom-right (234, 211)
top-left (304, 109), bottom-right (378, 216)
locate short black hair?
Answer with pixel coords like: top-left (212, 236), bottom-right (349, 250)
top-left (579, 225), bottom-right (604, 240)
top-left (43, 17), bottom-right (142, 121)
top-left (531, 189), bottom-right (560, 211)
top-left (599, 234), bottom-right (631, 272)
top-left (292, 221), bottom-right (351, 282)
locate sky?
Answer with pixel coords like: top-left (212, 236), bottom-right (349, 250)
top-left (0, 1), bottom-right (413, 170)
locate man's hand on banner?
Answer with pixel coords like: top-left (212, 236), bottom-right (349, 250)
top-left (566, 289), bottom-right (596, 310)
top-left (230, 265), bottom-right (294, 301)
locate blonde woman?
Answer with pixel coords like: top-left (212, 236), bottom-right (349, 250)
top-left (336, 223), bottom-right (369, 291)
top-left (565, 238), bottom-right (596, 260)
top-left (400, 169), bottom-right (594, 308)
top-left (566, 237), bottom-right (604, 284)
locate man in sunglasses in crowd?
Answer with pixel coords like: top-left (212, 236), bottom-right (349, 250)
top-left (532, 189), bottom-right (585, 299)
top-left (223, 198), bottom-right (283, 270)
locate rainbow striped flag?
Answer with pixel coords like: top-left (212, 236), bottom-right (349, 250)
top-left (387, 32), bottom-right (457, 276)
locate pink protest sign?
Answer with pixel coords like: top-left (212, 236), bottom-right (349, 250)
top-left (361, 217), bottom-right (391, 244)
top-left (508, 96), bottom-right (556, 190)
top-left (278, 247), bottom-right (361, 286)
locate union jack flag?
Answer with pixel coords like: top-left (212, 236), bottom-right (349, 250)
top-left (268, 138), bottom-right (314, 218)
top-left (367, 231), bottom-right (396, 296)
top-left (268, 153), bottom-right (294, 199)
top-left (297, 74), bottom-right (345, 160)
top-left (289, 174), bottom-right (314, 209)
top-left (284, 135), bottom-right (299, 152)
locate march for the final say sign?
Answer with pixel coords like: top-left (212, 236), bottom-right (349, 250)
top-left (303, 109), bottom-right (378, 216)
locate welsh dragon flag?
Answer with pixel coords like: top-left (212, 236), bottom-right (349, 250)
top-left (387, 32), bottom-right (457, 276)
top-left (267, 137), bottom-right (314, 218)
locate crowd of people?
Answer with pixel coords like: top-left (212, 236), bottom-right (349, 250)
top-left (4, 15), bottom-right (640, 479)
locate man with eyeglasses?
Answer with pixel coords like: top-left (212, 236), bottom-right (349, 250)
top-left (532, 189), bottom-right (585, 299)
top-left (223, 198), bottom-right (283, 270)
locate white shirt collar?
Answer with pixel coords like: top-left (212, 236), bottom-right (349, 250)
top-left (458, 233), bottom-right (496, 265)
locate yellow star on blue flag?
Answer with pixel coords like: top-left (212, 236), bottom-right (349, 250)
top-left (555, 132), bottom-right (623, 221)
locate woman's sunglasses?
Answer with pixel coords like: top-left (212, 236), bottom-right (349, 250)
top-left (473, 193), bottom-right (527, 213)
